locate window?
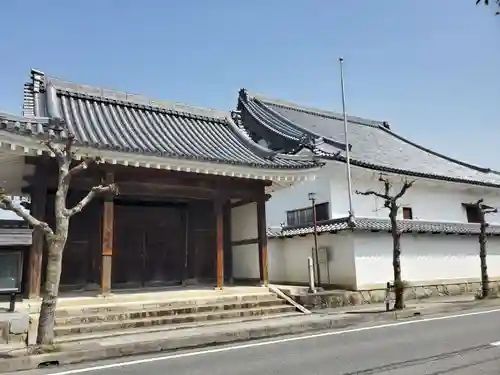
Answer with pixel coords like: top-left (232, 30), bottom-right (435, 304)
top-left (464, 204), bottom-right (481, 223)
top-left (286, 202), bottom-right (330, 226)
top-left (402, 207), bottom-right (413, 220)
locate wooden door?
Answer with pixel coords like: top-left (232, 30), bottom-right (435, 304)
top-left (143, 205), bottom-right (187, 286)
top-left (57, 190), bottom-right (101, 290)
top-left (187, 201), bottom-right (216, 283)
top-left (112, 204), bottom-right (145, 289)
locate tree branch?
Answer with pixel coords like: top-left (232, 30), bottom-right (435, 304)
top-left (65, 184), bottom-right (117, 217)
top-left (67, 156), bottom-right (102, 179)
top-left (42, 139), bottom-right (64, 161)
top-left (0, 193), bottom-right (53, 236)
top-left (355, 189), bottom-right (390, 200)
top-left (473, 199), bottom-right (498, 216)
top-left (379, 175), bottom-right (391, 197)
top-left (394, 180), bottom-right (415, 200)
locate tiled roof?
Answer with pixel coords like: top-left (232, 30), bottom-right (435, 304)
top-left (238, 90), bottom-right (500, 187)
top-left (269, 217), bottom-right (500, 238)
top-left (4, 69), bottom-right (321, 170)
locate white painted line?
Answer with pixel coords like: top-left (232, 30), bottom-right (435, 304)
top-left (490, 341), bottom-right (500, 346)
top-left (46, 308), bottom-right (500, 375)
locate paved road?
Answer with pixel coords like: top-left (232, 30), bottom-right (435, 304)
top-left (13, 308), bottom-right (500, 375)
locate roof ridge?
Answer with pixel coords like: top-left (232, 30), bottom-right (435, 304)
top-left (31, 69), bottom-right (231, 120)
top-left (380, 127), bottom-right (492, 174)
top-left (251, 97), bottom-right (347, 151)
top-left (245, 90), bottom-right (385, 128)
top-left (224, 115), bottom-right (324, 164)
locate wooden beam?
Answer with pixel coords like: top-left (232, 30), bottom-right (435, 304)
top-left (231, 238), bottom-right (259, 246)
top-left (256, 193), bottom-right (269, 286)
top-left (100, 172), bottom-right (114, 296)
top-left (117, 181), bottom-right (216, 200)
top-left (215, 197), bottom-right (224, 290)
top-left (25, 172), bottom-right (266, 201)
top-left (231, 198), bottom-right (255, 208)
top-left (27, 158), bottom-right (48, 299)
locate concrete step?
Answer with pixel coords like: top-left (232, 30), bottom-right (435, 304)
top-left (55, 297), bottom-right (286, 325)
top-left (54, 311), bottom-right (302, 344)
top-left (54, 305), bottom-right (296, 337)
top-left (53, 292), bottom-right (277, 317)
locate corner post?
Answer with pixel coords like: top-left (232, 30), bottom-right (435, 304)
top-left (257, 192), bottom-right (269, 286)
top-left (215, 196), bottom-right (224, 290)
top-left (100, 171), bottom-right (114, 296)
top-left (27, 158), bottom-right (47, 299)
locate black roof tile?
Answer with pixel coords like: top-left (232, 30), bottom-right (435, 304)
top-left (5, 70), bottom-right (321, 170)
top-left (269, 217), bottom-right (500, 238)
top-left (239, 90), bottom-right (500, 187)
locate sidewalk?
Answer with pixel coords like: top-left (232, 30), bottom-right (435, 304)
top-left (1, 295), bottom-right (499, 373)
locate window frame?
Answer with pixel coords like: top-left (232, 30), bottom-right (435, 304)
top-left (286, 202), bottom-right (330, 227)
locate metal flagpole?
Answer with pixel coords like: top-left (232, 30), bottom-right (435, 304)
top-left (339, 57), bottom-right (355, 225)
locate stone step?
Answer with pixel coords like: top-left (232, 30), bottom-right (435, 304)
top-left (54, 311), bottom-right (302, 344)
top-left (53, 292), bottom-right (278, 317)
top-left (54, 305), bottom-right (296, 337)
top-left (54, 287), bottom-right (271, 307)
top-left (55, 297), bottom-right (286, 325)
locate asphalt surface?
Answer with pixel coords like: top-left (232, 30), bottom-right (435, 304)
top-left (11, 308), bottom-right (500, 375)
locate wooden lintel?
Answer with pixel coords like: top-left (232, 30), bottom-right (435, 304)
top-left (231, 198), bottom-right (255, 208)
top-left (23, 166), bottom-right (267, 201)
top-left (117, 181), bottom-right (216, 200)
top-left (231, 238), bottom-right (259, 247)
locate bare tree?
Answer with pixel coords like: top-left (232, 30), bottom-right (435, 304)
top-left (356, 175), bottom-right (414, 310)
top-left (470, 199), bottom-right (498, 298)
top-left (476, 0), bottom-right (500, 14)
top-left (0, 132), bottom-right (116, 346)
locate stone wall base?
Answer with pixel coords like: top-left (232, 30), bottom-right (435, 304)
top-left (292, 280), bottom-right (500, 310)
top-left (0, 312), bottom-right (29, 345)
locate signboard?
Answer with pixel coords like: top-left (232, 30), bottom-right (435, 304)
top-left (0, 251), bottom-right (23, 292)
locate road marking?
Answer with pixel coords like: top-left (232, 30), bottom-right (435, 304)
top-left (46, 307), bottom-right (500, 375)
top-left (490, 341), bottom-right (500, 346)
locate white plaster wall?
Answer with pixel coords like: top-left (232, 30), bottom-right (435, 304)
top-left (354, 231), bottom-right (500, 288)
top-left (328, 162), bottom-right (500, 223)
top-left (231, 203), bottom-right (258, 241)
top-left (232, 243), bottom-right (259, 280)
top-left (266, 174), bottom-right (331, 228)
top-left (267, 232), bottom-right (357, 289)
top-left (231, 203), bottom-right (259, 279)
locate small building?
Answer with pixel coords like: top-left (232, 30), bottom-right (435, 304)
top-left (0, 70), bottom-right (322, 299)
top-left (0, 219), bottom-right (31, 294)
top-left (236, 89), bottom-right (500, 290)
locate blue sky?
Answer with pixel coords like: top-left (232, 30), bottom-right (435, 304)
top-left (0, 0), bottom-right (498, 170)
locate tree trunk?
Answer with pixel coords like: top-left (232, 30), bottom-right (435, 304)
top-left (36, 237), bottom-right (65, 345)
top-left (479, 222), bottom-right (489, 298)
top-left (37, 179), bottom-right (70, 345)
top-left (390, 204), bottom-right (404, 310)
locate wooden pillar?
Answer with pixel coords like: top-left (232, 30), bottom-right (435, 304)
top-left (257, 194), bottom-right (269, 286)
top-left (215, 197), bottom-right (224, 290)
top-left (100, 172), bottom-right (114, 296)
top-left (27, 159), bottom-right (47, 299)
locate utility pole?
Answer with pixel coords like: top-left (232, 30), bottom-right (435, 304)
top-left (339, 57), bottom-right (355, 226)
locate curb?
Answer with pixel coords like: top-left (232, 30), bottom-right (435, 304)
top-left (0, 314), bottom-right (365, 373)
top-left (386, 299), bottom-right (500, 320)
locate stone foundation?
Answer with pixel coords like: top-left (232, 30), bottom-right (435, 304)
top-left (0, 312), bottom-right (29, 344)
top-left (291, 280), bottom-right (500, 310)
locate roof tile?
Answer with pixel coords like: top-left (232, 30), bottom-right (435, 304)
top-left (239, 90), bottom-right (500, 186)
